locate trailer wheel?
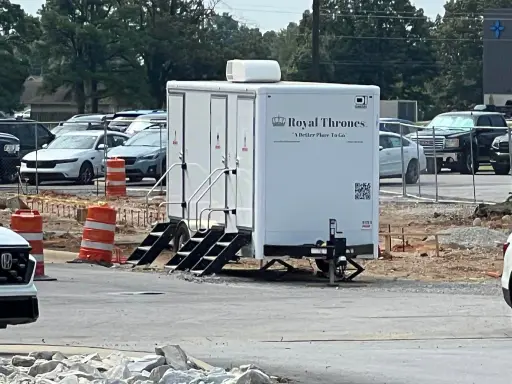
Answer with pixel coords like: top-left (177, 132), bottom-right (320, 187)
top-left (314, 259), bottom-right (347, 277)
top-left (315, 259), bottom-right (330, 273)
top-left (173, 223), bottom-right (190, 252)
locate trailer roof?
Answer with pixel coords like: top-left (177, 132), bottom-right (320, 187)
top-left (166, 80), bottom-right (379, 94)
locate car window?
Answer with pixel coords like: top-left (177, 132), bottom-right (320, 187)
top-left (96, 135), bottom-right (106, 148)
top-left (402, 138), bottom-right (411, 147)
top-left (379, 135), bottom-right (391, 149)
top-left (0, 123), bottom-right (14, 136)
top-left (477, 116), bottom-right (492, 127)
top-left (125, 129), bottom-right (168, 147)
top-left (17, 123), bottom-right (36, 147)
top-left (36, 124), bottom-right (50, 139)
top-left (388, 136), bottom-right (402, 148)
top-left (106, 135), bottom-right (116, 148)
top-left (489, 114), bottom-right (507, 127)
top-left (427, 115), bottom-right (474, 130)
top-left (47, 135), bottom-right (98, 149)
top-left (110, 134), bottom-right (127, 147)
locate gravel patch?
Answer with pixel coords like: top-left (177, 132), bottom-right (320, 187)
top-left (1, 344), bottom-right (278, 383)
top-left (380, 201), bottom-right (478, 218)
top-left (437, 226), bottom-right (508, 248)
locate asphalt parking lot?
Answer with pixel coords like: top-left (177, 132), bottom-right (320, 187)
top-left (382, 171), bottom-right (512, 203)
top-left (3, 171), bottom-right (512, 203)
top-left (3, 264), bottom-right (512, 384)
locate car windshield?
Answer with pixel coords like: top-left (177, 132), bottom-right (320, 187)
top-left (47, 135), bottom-right (98, 149)
top-left (426, 115), bottom-right (474, 131)
top-left (124, 129), bottom-right (168, 147)
top-left (52, 124), bottom-right (90, 135)
top-left (69, 115), bottom-right (104, 123)
top-left (109, 116), bottom-right (134, 126)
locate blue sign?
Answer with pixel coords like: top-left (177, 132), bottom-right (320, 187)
top-left (491, 20), bottom-right (505, 38)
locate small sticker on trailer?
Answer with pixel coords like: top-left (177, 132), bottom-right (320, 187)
top-left (362, 220), bottom-right (372, 229)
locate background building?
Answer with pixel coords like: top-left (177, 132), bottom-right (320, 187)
top-left (483, 9), bottom-right (512, 106)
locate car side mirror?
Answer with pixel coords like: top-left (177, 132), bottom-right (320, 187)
top-left (97, 144), bottom-right (107, 150)
top-left (379, 146), bottom-right (383, 151)
top-left (42, 143), bottom-right (48, 149)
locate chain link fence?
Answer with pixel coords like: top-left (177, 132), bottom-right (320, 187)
top-left (379, 121), bottom-right (512, 203)
top-left (4, 115), bottom-right (512, 205)
top-left (0, 116), bottom-right (167, 198)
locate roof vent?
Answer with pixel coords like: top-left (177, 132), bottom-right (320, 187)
top-left (226, 60), bottom-right (281, 83)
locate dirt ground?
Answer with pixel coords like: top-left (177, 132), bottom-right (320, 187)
top-left (0, 191), bottom-right (505, 282)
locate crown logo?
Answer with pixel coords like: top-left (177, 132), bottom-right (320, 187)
top-left (272, 115), bottom-right (286, 127)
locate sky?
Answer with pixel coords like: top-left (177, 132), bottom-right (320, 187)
top-left (11, 0), bottom-right (446, 31)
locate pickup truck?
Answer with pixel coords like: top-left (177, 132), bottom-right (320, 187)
top-left (0, 226), bottom-right (39, 329)
top-left (407, 111), bottom-right (508, 174)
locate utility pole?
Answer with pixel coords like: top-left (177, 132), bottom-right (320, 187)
top-left (312, 0), bottom-right (320, 81)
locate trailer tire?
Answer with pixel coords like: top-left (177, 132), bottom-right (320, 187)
top-left (315, 259), bottom-right (347, 277)
top-left (315, 259), bottom-right (330, 273)
top-left (173, 223), bottom-right (190, 252)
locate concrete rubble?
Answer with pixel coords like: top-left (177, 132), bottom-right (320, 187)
top-left (0, 345), bottom-right (276, 384)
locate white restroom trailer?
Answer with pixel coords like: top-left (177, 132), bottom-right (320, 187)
top-left (163, 60), bottom-right (380, 278)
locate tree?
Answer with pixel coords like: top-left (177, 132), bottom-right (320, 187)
top-left (287, 0), bottom-right (436, 105)
top-left (0, 0), bottom-right (40, 113)
top-left (264, 22), bottom-right (301, 79)
top-left (201, 13), bottom-right (274, 78)
top-left (115, 0), bottom-right (216, 108)
top-left (430, 0), bottom-right (512, 115)
top-left (37, 0), bottom-right (148, 113)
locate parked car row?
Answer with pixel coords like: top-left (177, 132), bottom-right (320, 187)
top-left (379, 106), bottom-right (512, 175)
top-left (51, 110), bottom-right (166, 137)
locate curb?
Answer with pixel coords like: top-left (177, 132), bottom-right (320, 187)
top-left (380, 190), bottom-right (496, 205)
top-left (0, 344), bottom-right (213, 371)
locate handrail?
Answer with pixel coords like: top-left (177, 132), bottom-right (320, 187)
top-left (186, 167), bottom-right (226, 207)
top-left (184, 167), bottom-right (226, 228)
top-left (192, 169), bottom-right (235, 229)
top-left (145, 162), bottom-right (181, 219)
top-left (198, 207), bottom-right (228, 233)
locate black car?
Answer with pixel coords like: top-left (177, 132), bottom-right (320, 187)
top-left (408, 111), bottom-right (508, 174)
top-left (489, 131), bottom-right (512, 174)
top-left (0, 118), bottom-right (55, 157)
top-left (0, 132), bottom-right (20, 183)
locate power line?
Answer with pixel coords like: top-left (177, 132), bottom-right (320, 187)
top-left (316, 34), bottom-right (488, 42)
top-left (317, 60), bottom-right (477, 69)
top-left (214, 3), bottom-right (501, 17)
top-left (214, 5), bottom-right (505, 21)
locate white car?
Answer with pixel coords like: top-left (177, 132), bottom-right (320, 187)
top-left (0, 226), bottom-right (38, 329)
top-left (502, 233), bottom-right (512, 308)
top-left (20, 130), bottom-right (129, 185)
top-left (379, 131), bottom-right (427, 184)
top-left (124, 112), bottom-right (166, 136)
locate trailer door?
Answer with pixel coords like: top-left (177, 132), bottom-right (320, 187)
top-left (235, 96), bottom-right (255, 230)
top-left (167, 92), bottom-right (185, 219)
top-left (209, 95), bottom-right (228, 226)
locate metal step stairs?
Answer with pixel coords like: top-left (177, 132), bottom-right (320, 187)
top-left (189, 228), bottom-right (252, 276)
top-left (165, 225), bottom-right (225, 271)
top-left (126, 219), bottom-right (180, 266)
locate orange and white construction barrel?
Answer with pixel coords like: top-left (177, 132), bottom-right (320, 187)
top-left (10, 209), bottom-right (55, 281)
top-left (106, 158), bottom-right (126, 197)
top-left (73, 204), bottom-right (116, 266)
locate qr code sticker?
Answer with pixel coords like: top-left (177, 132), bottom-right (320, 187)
top-left (354, 182), bottom-right (371, 200)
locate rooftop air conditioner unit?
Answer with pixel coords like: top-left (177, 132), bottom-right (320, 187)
top-left (226, 60), bottom-right (281, 83)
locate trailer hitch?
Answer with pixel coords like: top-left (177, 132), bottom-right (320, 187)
top-left (324, 219), bottom-right (364, 284)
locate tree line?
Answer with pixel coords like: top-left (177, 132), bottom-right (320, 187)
top-left (0, 0), bottom-right (510, 119)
